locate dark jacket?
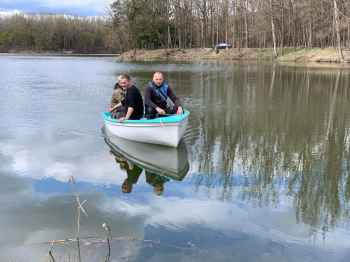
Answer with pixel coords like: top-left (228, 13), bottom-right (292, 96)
top-left (122, 85), bottom-right (144, 120)
top-left (144, 81), bottom-right (181, 112)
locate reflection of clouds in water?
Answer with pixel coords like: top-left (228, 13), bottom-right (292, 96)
top-left (0, 131), bottom-right (143, 261)
top-left (0, 138), bottom-right (128, 185)
top-left (2, 134), bottom-right (350, 251)
top-left (2, 135), bottom-right (350, 254)
top-left (1, 142), bottom-right (349, 261)
top-left (101, 194), bottom-right (350, 251)
top-left (0, 176), bottom-right (143, 261)
top-left (3, 228), bottom-right (142, 262)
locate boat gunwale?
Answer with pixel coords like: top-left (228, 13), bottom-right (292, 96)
top-left (102, 110), bottom-right (190, 125)
top-left (104, 119), bottom-right (187, 127)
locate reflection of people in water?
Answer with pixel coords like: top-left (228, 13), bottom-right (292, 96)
top-left (145, 171), bottom-right (170, 196)
top-left (114, 153), bottom-right (169, 195)
top-left (114, 153), bottom-right (143, 193)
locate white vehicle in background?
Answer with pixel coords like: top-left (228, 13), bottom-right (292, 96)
top-left (215, 43), bottom-right (233, 50)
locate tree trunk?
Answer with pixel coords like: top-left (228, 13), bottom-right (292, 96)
top-left (210, 4), bottom-right (214, 47)
top-left (291, 0), bottom-right (296, 47)
top-left (333, 0), bottom-right (344, 62)
top-left (232, 1), bottom-right (236, 48)
top-left (201, 19), bottom-right (204, 47)
top-left (190, 0), bottom-right (193, 48)
top-left (225, 0), bottom-right (228, 43)
top-left (244, 0), bottom-right (248, 48)
top-left (270, 0), bottom-right (278, 57)
top-left (308, 0), bottom-right (313, 48)
top-left (280, 1), bottom-right (284, 54)
top-left (167, 0), bottom-right (171, 49)
top-left (348, 19), bottom-right (350, 48)
top-left (216, 4), bottom-right (219, 45)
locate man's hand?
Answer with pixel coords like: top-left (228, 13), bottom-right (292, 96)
top-left (122, 107), bottom-right (134, 121)
top-left (109, 105), bottom-right (117, 112)
top-left (176, 106), bottom-right (183, 115)
top-left (156, 107), bottom-right (166, 115)
top-left (118, 117), bottom-right (126, 122)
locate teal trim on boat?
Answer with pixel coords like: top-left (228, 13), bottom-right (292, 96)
top-left (103, 110), bottom-right (190, 124)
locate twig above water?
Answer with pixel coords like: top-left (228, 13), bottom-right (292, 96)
top-left (48, 250), bottom-right (56, 262)
top-left (102, 223), bottom-right (112, 262)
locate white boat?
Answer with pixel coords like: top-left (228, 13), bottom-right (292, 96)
top-left (103, 128), bottom-right (190, 180)
top-left (102, 110), bottom-right (190, 147)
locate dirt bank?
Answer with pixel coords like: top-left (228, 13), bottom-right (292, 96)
top-left (118, 48), bottom-right (350, 64)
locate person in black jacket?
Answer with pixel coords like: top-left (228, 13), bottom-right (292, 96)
top-left (117, 74), bottom-right (144, 121)
top-left (144, 72), bottom-right (183, 119)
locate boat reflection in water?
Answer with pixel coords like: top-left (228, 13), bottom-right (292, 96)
top-left (103, 128), bottom-right (190, 195)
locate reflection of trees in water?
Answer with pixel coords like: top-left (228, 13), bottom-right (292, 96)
top-left (187, 65), bottom-right (350, 230)
top-left (289, 71), bottom-right (350, 230)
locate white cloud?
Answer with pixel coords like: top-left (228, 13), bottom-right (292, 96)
top-left (0, 9), bottom-right (22, 16)
top-left (41, 0), bottom-right (113, 12)
top-left (0, 0), bottom-right (114, 16)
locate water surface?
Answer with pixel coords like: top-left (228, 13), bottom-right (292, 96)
top-left (1, 55), bottom-right (350, 261)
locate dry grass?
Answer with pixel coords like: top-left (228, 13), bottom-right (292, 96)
top-left (278, 48), bottom-right (350, 63)
top-left (118, 48), bottom-right (275, 62)
top-left (118, 47), bottom-right (350, 65)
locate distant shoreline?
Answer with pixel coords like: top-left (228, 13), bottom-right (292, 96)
top-left (2, 49), bottom-right (350, 68)
top-left (117, 48), bottom-right (350, 66)
top-left (0, 52), bottom-right (119, 57)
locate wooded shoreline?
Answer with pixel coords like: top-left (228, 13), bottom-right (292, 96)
top-left (0, 52), bottom-right (118, 57)
top-left (1, 1), bottom-right (349, 63)
top-left (3, 47), bottom-right (350, 67)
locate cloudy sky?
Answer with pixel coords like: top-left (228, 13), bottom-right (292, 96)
top-left (0, 0), bottom-right (113, 16)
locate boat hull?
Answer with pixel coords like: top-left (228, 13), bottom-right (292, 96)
top-left (103, 131), bottom-right (189, 180)
top-left (102, 111), bottom-right (189, 147)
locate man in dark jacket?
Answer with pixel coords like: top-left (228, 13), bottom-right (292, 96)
top-left (144, 72), bottom-right (183, 119)
top-left (118, 74), bottom-right (144, 120)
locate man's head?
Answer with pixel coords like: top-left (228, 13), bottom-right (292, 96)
top-left (153, 184), bottom-right (164, 196)
top-left (122, 180), bottom-right (133, 193)
top-left (152, 72), bottom-right (164, 87)
top-left (118, 74), bottom-right (131, 89)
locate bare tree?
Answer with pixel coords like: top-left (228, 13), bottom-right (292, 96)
top-left (270, 0), bottom-right (278, 57)
top-left (333, 0), bottom-right (344, 61)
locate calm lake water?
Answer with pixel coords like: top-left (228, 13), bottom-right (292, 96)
top-left (1, 55), bottom-right (350, 261)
